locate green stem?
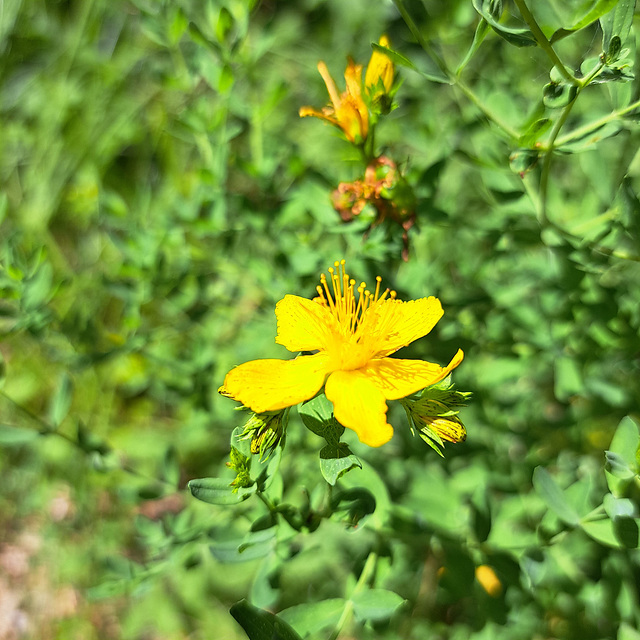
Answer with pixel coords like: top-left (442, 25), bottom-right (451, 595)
top-left (537, 58), bottom-right (606, 226)
top-left (256, 490), bottom-right (276, 513)
top-left (538, 95), bottom-right (578, 226)
top-left (512, 0), bottom-right (578, 85)
top-left (0, 389), bottom-right (174, 488)
top-left (555, 98), bottom-right (640, 147)
top-left (329, 551), bottom-right (378, 640)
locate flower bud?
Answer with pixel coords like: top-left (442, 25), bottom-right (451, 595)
top-left (365, 35), bottom-right (395, 114)
top-left (401, 379), bottom-right (470, 454)
top-left (239, 410), bottom-right (288, 460)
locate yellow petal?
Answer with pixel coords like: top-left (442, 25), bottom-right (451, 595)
top-left (369, 296), bottom-right (444, 356)
top-left (275, 295), bottom-right (338, 352)
top-left (317, 61), bottom-right (342, 111)
top-left (423, 415), bottom-right (467, 443)
top-left (364, 349), bottom-right (464, 400)
top-left (365, 35), bottom-right (394, 93)
top-left (325, 369), bottom-right (394, 447)
top-left (222, 353), bottom-right (331, 413)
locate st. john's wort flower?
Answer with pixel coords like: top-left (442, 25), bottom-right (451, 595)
top-left (220, 260), bottom-right (463, 447)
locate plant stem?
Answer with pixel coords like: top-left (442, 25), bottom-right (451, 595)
top-left (513, 0), bottom-right (578, 85)
top-left (538, 95), bottom-right (578, 226)
top-left (0, 389), bottom-right (175, 488)
top-left (329, 551), bottom-right (378, 640)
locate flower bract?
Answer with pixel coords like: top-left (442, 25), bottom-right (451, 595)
top-left (221, 261), bottom-right (463, 447)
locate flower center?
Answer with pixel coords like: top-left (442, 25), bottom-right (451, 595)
top-left (314, 260), bottom-right (397, 370)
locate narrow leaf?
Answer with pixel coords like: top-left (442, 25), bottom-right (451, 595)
top-left (48, 373), bottom-right (73, 427)
top-left (471, 0), bottom-right (537, 47)
top-left (372, 43), bottom-right (450, 84)
top-left (532, 467), bottom-right (581, 526)
top-left (188, 477), bottom-right (255, 505)
top-left (0, 424), bottom-right (40, 445)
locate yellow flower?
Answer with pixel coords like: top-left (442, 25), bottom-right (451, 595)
top-left (475, 565), bottom-right (502, 597)
top-left (221, 260), bottom-right (463, 448)
top-left (299, 60), bottom-right (369, 144)
top-left (365, 35), bottom-right (394, 96)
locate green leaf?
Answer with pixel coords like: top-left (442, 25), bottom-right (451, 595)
top-left (279, 599), bottom-right (345, 637)
top-left (211, 528), bottom-right (277, 563)
top-left (554, 356), bottom-right (583, 401)
top-left (532, 467), bottom-right (581, 526)
top-left (556, 121), bottom-right (624, 152)
top-left (600, 0), bottom-right (637, 53)
top-left (471, 0), bottom-right (537, 47)
top-left (509, 148), bottom-right (539, 176)
top-left (619, 622), bottom-right (640, 640)
top-left (456, 18), bottom-right (492, 75)
top-left (543, 81), bottom-right (578, 108)
top-left (299, 394), bottom-right (335, 436)
top-left (609, 416), bottom-right (639, 469)
top-left (550, 0), bottom-right (619, 43)
top-left (254, 446), bottom-right (282, 492)
top-left (580, 517), bottom-right (640, 548)
top-left (230, 599), bottom-right (303, 640)
top-left (338, 462), bottom-right (392, 528)
top-left (216, 6), bottom-right (234, 44)
top-left (605, 451), bottom-right (635, 480)
top-left (188, 477), bottom-right (255, 505)
top-left (371, 43), bottom-right (450, 84)
top-left (603, 493), bottom-right (640, 548)
top-left (613, 516), bottom-right (639, 548)
top-left (47, 373), bottom-right (73, 428)
top-left (162, 445), bottom-right (180, 488)
top-left (319, 442), bottom-right (361, 485)
top-left (581, 518), bottom-right (621, 547)
top-left (0, 424), bottom-right (40, 445)
top-left (351, 589), bottom-right (406, 622)
top-left (518, 118), bottom-right (552, 147)
top-left (299, 394), bottom-right (346, 446)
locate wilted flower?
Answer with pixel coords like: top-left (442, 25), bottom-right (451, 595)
top-left (220, 260), bottom-right (463, 447)
top-left (330, 156), bottom-right (416, 261)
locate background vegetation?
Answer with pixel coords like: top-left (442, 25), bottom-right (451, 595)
top-left (1, 0), bottom-right (639, 638)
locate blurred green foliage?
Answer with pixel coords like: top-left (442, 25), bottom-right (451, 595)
top-left (1, 0), bottom-right (640, 638)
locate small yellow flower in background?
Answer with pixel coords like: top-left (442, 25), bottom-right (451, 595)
top-left (475, 565), bottom-right (502, 597)
top-left (365, 35), bottom-right (394, 98)
top-left (221, 260), bottom-right (463, 448)
top-left (299, 60), bottom-right (369, 144)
